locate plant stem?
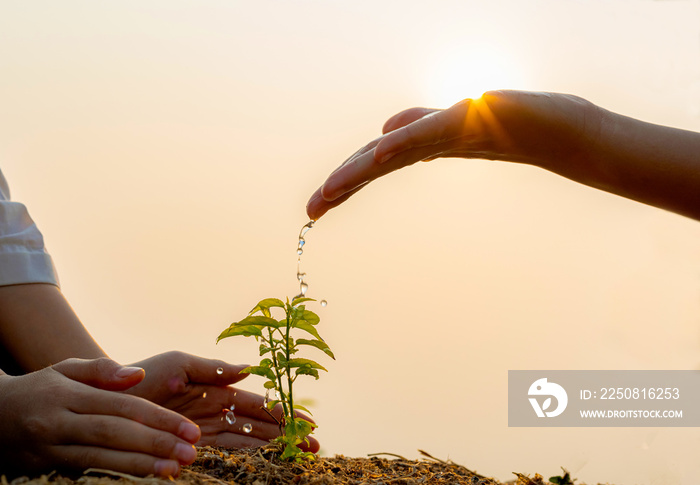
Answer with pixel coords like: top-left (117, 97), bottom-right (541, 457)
top-left (285, 308), bottom-right (295, 423)
top-left (267, 327), bottom-right (289, 422)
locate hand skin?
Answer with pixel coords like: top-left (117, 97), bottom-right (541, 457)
top-left (0, 358), bottom-right (200, 478)
top-left (307, 90), bottom-right (700, 221)
top-left (0, 284), bottom-right (319, 477)
top-left (125, 352), bottom-right (320, 453)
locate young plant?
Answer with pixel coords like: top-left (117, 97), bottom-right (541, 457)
top-left (216, 295), bottom-right (334, 462)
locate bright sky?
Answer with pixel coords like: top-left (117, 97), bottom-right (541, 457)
top-left (2, 1), bottom-right (700, 483)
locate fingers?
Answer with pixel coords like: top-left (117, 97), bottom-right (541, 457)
top-left (382, 107), bottom-right (440, 134)
top-left (307, 101), bottom-right (472, 220)
top-left (175, 353), bottom-right (250, 386)
top-left (57, 446), bottom-right (182, 478)
top-left (307, 183), bottom-right (367, 220)
top-left (65, 380), bottom-right (201, 444)
top-left (318, 141), bottom-right (449, 204)
top-left (53, 357), bottom-right (145, 392)
top-left (59, 413), bottom-right (198, 466)
top-left (192, 385), bottom-right (320, 452)
top-left (374, 99), bottom-right (471, 164)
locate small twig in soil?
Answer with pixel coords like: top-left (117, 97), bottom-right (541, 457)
top-left (417, 449), bottom-right (447, 464)
top-left (366, 453), bottom-right (409, 461)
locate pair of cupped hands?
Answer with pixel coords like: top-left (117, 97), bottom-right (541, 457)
top-left (0, 352), bottom-right (319, 478)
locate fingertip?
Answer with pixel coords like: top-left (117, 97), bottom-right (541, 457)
top-left (115, 366), bottom-right (145, 379)
top-left (178, 421), bottom-right (202, 443)
top-left (154, 459), bottom-right (180, 478)
top-left (306, 189), bottom-right (324, 220)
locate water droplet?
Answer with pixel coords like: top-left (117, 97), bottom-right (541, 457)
top-left (202, 392), bottom-right (207, 399)
top-left (299, 221), bottom-right (314, 238)
top-left (297, 248), bottom-right (303, 256)
top-left (320, 300), bottom-right (327, 307)
top-left (216, 367), bottom-right (224, 375)
top-left (297, 272), bottom-right (306, 281)
top-left (243, 423), bottom-right (253, 433)
top-left (299, 282), bottom-right (308, 296)
top-left (225, 411), bottom-right (236, 425)
top-left (229, 404), bottom-right (235, 411)
top-left (274, 390), bottom-right (281, 400)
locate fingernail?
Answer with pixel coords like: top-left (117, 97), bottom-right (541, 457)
top-left (378, 151), bottom-right (395, 164)
top-left (154, 459), bottom-right (179, 477)
top-left (174, 442), bottom-right (197, 464)
top-left (115, 366), bottom-right (144, 378)
top-left (178, 421), bottom-right (201, 443)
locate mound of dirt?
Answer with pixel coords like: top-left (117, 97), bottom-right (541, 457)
top-left (1, 447), bottom-right (609, 485)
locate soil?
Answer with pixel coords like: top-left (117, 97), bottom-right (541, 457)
top-left (1, 446), bottom-right (610, 485)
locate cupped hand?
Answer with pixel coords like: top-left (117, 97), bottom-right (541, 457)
top-left (307, 90), bottom-right (601, 219)
top-left (0, 358), bottom-right (201, 478)
top-left (125, 351), bottom-right (320, 452)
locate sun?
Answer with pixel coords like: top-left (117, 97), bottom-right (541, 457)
top-left (424, 45), bottom-right (524, 108)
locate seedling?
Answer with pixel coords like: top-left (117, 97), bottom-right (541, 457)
top-left (217, 295), bottom-right (334, 462)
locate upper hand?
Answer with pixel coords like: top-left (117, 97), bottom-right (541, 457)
top-left (0, 358), bottom-right (201, 478)
top-left (125, 351), bottom-right (320, 452)
top-left (307, 90), bottom-right (600, 219)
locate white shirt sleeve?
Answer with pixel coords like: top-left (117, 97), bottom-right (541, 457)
top-left (0, 169), bottom-right (59, 287)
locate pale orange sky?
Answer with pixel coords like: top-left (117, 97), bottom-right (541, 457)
top-left (2, 1), bottom-right (700, 483)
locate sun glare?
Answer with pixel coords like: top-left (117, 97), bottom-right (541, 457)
top-left (425, 47), bottom-right (524, 108)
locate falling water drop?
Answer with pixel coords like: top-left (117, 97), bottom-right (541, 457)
top-left (300, 221), bottom-right (314, 237)
top-left (295, 220), bottom-right (316, 300)
top-left (243, 423), bottom-right (253, 433)
top-left (229, 404), bottom-right (236, 411)
top-left (225, 411), bottom-right (236, 425)
top-left (202, 392), bottom-right (207, 399)
top-left (320, 300), bottom-right (327, 307)
top-left (216, 367), bottom-right (224, 375)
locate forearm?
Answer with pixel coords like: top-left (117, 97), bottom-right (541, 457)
top-left (576, 109), bottom-right (700, 220)
top-left (492, 91), bottom-right (700, 220)
top-left (0, 284), bottom-right (106, 372)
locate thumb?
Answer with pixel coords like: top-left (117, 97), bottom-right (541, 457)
top-left (52, 357), bottom-right (145, 391)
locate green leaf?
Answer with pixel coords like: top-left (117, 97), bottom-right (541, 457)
top-left (292, 404), bottom-right (313, 415)
top-left (286, 358), bottom-right (327, 372)
top-left (280, 443), bottom-right (302, 461)
top-left (216, 325), bottom-right (262, 342)
top-left (299, 310), bottom-right (320, 325)
top-left (241, 365), bottom-right (275, 380)
top-left (295, 367), bottom-right (320, 379)
top-left (294, 417), bottom-right (313, 438)
top-left (260, 358), bottom-right (273, 367)
top-left (291, 296), bottom-right (315, 307)
top-left (263, 380), bottom-right (276, 389)
top-left (259, 344), bottom-right (272, 356)
top-left (296, 339), bottom-right (335, 359)
top-left (266, 399), bottom-right (281, 410)
top-left (284, 420), bottom-right (298, 440)
top-left (250, 298), bottom-right (285, 316)
top-left (237, 315), bottom-right (283, 328)
top-left (294, 451), bottom-right (316, 463)
top-left (293, 321), bottom-right (323, 341)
